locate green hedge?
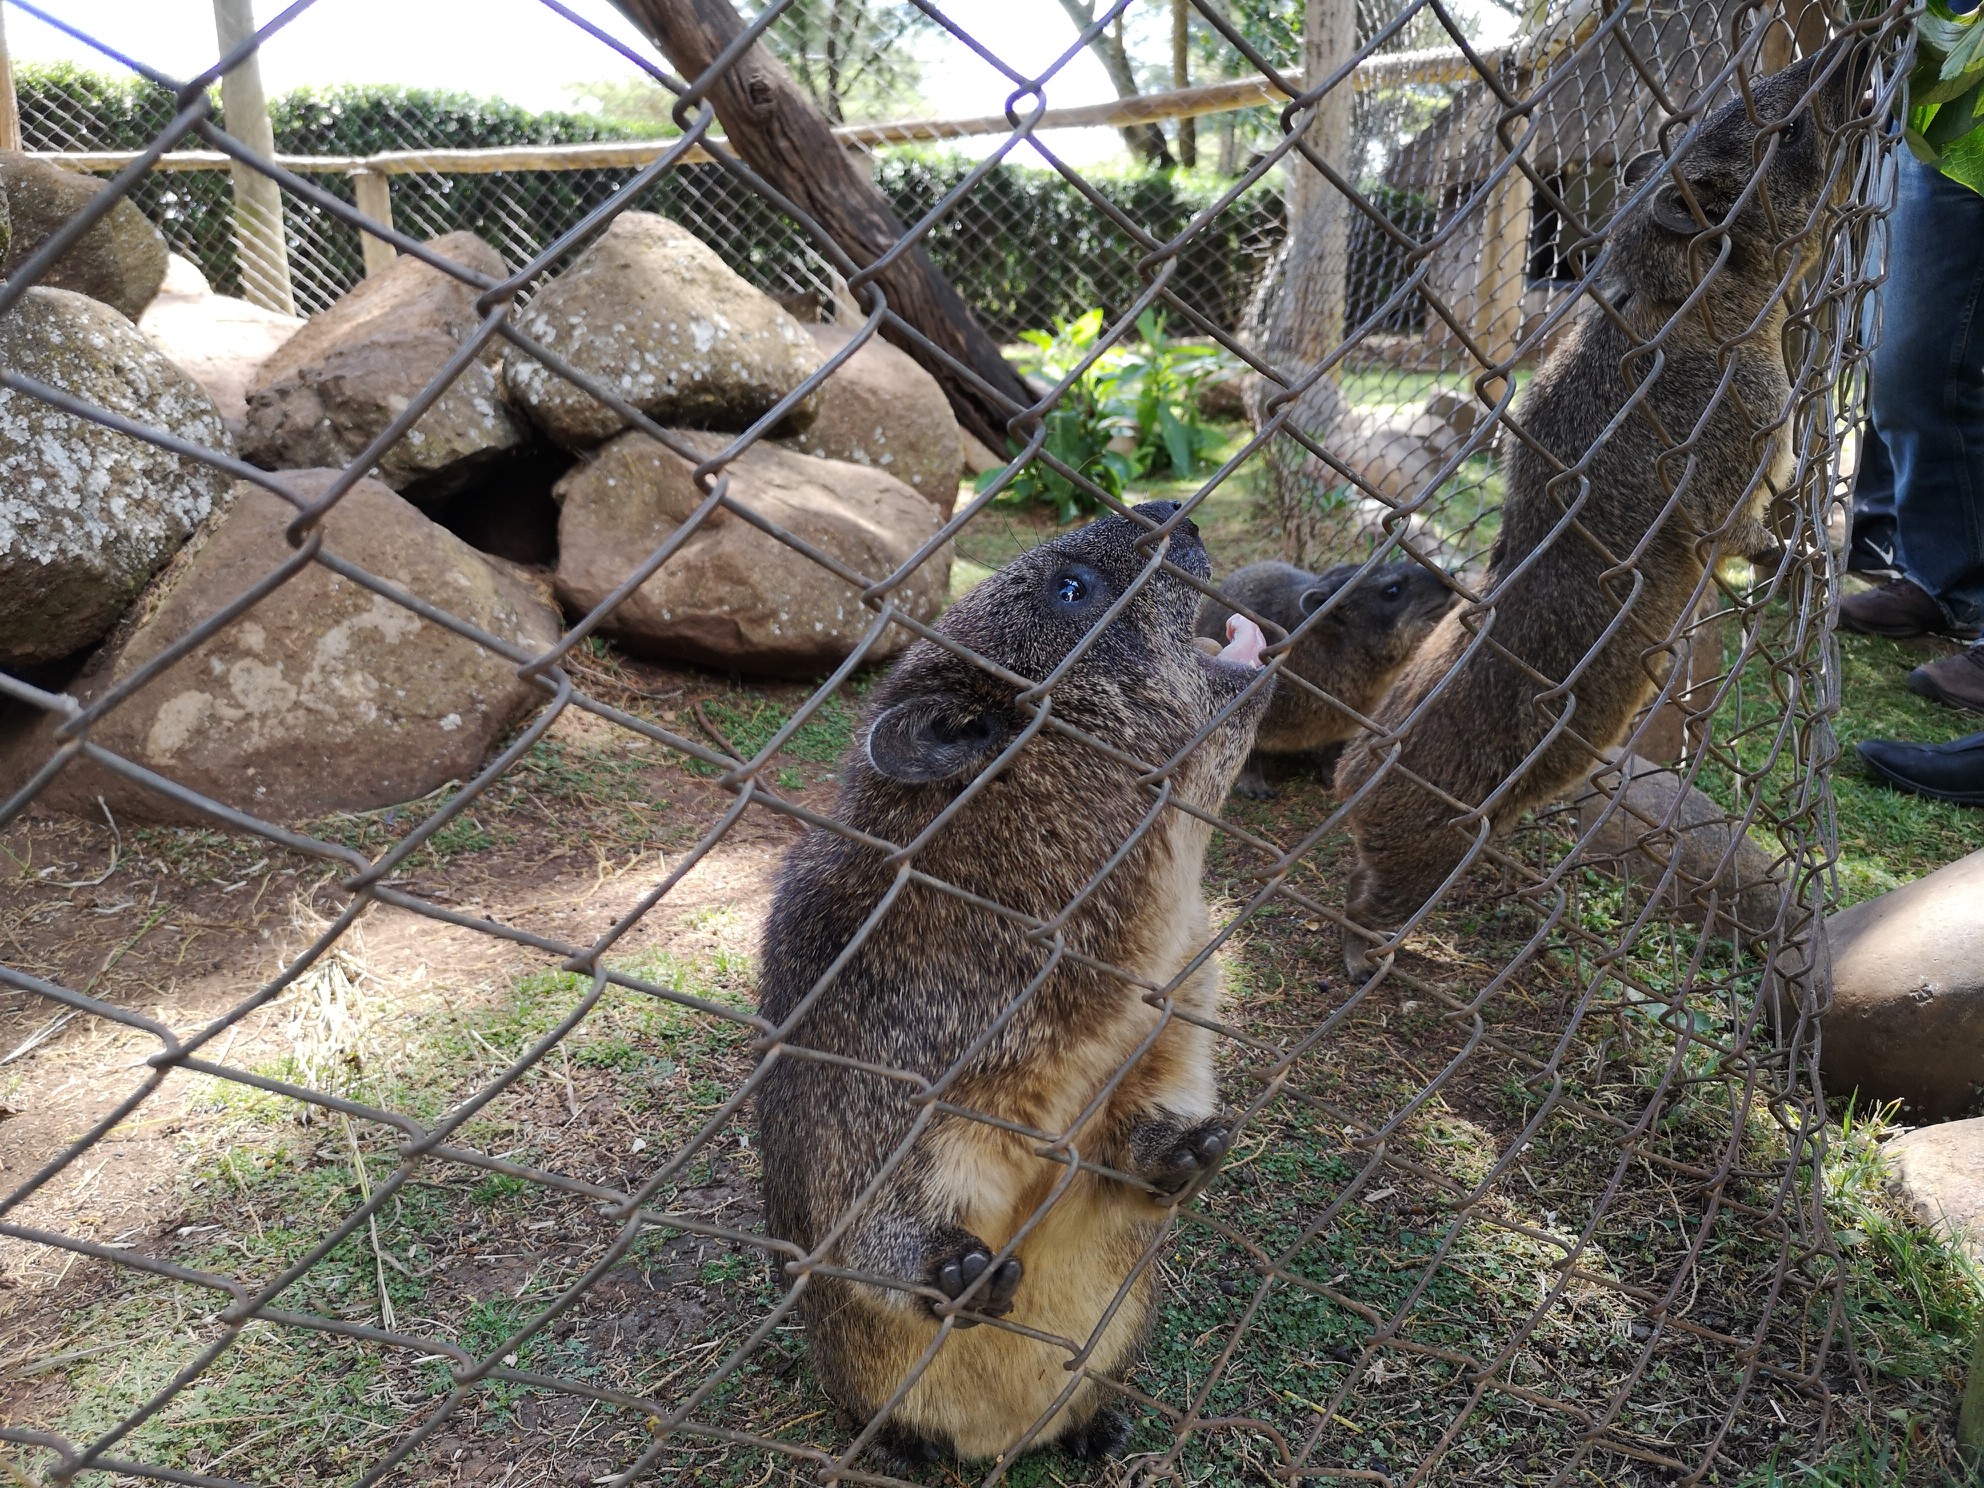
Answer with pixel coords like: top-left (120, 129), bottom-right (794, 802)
top-left (13, 66), bottom-right (1298, 337)
top-left (873, 150), bottom-right (1284, 339)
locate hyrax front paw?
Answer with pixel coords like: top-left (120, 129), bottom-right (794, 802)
top-left (1133, 1117), bottom-right (1231, 1196)
top-left (928, 1238), bottom-right (1022, 1327)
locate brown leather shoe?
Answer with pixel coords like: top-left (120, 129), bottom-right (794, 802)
top-left (1839, 577), bottom-right (1978, 639)
top-left (1908, 647), bottom-right (1984, 714)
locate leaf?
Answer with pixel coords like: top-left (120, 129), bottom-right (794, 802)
top-left (1937, 117), bottom-right (1984, 193)
top-left (1938, 2), bottom-right (1984, 82)
top-left (1158, 404), bottom-right (1195, 477)
top-left (1925, 77), bottom-right (1984, 151)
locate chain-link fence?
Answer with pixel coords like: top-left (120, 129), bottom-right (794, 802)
top-left (3, 0), bottom-right (1969, 1485)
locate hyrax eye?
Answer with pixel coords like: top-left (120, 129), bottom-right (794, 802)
top-left (1382, 582), bottom-right (1404, 601)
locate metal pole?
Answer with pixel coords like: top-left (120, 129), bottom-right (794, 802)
top-left (0, 2), bottom-right (23, 154)
top-left (211, 0), bottom-right (295, 314)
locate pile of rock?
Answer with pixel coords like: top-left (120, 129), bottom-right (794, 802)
top-left (1, 156), bottom-right (228, 674)
top-left (3, 183), bottom-right (960, 823)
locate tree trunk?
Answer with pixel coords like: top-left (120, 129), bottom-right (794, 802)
top-left (1245, 0), bottom-right (1358, 565)
top-left (610, 0), bottom-right (1033, 453)
top-left (1172, 0), bottom-right (1195, 169)
top-left (1050, 0), bottom-right (1173, 168)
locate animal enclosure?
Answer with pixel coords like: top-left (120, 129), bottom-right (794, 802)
top-left (1, 1), bottom-right (1972, 1486)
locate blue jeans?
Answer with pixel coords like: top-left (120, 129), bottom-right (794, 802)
top-left (1851, 154), bottom-right (1984, 631)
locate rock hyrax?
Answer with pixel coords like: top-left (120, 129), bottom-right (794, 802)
top-left (755, 500), bottom-right (1271, 1466)
top-left (1335, 43), bottom-right (1859, 947)
top-left (1195, 559), bottom-right (1451, 797)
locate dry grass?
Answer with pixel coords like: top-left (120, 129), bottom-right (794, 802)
top-left (1, 482), bottom-right (1979, 1488)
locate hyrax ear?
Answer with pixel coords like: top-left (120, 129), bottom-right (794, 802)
top-left (864, 696), bottom-right (1015, 784)
top-left (1297, 586), bottom-right (1346, 625)
top-left (1622, 149), bottom-right (1667, 189)
top-left (1647, 168), bottom-right (1742, 236)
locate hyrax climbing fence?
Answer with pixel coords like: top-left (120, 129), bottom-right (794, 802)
top-left (0, 0), bottom-right (1931, 1483)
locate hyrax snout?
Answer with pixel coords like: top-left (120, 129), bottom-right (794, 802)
top-left (1334, 41), bottom-right (1862, 951)
top-left (755, 500), bottom-right (1271, 1467)
top-left (1195, 559), bottom-right (1452, 797)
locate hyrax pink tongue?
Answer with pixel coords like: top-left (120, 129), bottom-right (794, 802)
top-left (1219, 614), bottom-right (1267, 669)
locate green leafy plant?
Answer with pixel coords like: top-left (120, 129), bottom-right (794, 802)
top-left (983, 308), bottom-right (1236, 522)
top-left (1907, 0), bottom-right (1984, 193)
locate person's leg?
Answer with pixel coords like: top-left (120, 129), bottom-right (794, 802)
top-left (1872, 155), bottom-right (1984, 632)
top-left (1849, 423), bottom-right (1898, 573)
top-left (1850, 162), bottom-right (1898, 573)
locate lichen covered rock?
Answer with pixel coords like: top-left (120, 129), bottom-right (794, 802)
top-left (242, 232), bottom-right (527, 501)
top-left (0, 151), bottom-right (169, 319)
top-left (0, 287), bottom-right (233, 668)
top-left (777, 324), bottom-right (961, 509)
top-left (3, 470), bottom-right (564, 824)
top-left (505, 212), bottom-right (823, 448)
top-left (554, 433), bottom-right (948, 676)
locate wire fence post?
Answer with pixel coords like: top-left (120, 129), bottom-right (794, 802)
top-left (0, 1), bottom-right (22, 154)
top-left (211, 0), bottom-right (296, 315)
top-left (350, 167), bottom-right (397, 277)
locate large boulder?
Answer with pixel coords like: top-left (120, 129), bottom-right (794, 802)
top-left (1, 287), bottom-right (233, 669)
top-left (554, 433), bottom-right (949, 677)
top-left (1883, 1119), bottom-right (1984, 1262)
top-left (776, 325), bottom-right (960, 508)
top-left (1, 470), bottom-right (563, 825)
top-left (1572, 752), bottom-right (1789, 945)
top-left (1820, 847), bottom-right (1984, 1123)
top-left (140, 254), bottom-right (304, 443)
top-left (504, 213), bottom-right (823, 449)
top-left (0, 151), bottom-right (169, 319)
top-left (241, 232), bottom-right (528, 501)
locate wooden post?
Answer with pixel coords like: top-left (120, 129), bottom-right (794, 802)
top-left (1172, 0), bottom-right (1195, 169)
top-left (211, 0), bottom-right (296, 315)
top-left (0, 1), bottom-right (22, 154)
top-left (1475, 163), bottom-right (1533, 376)
top-left (351, 169), bottom-right (396, 277)
top-left (1247, 0), bottom-right (1361, 564)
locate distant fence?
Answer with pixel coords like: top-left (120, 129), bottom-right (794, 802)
top-left (19, 49), bottom-right (1498, 340)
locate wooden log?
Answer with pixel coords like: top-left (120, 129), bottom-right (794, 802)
top-left (351, 170), bottom-right (397, 277)
top-left (0, 3), bottom-right (21, 154)
top-left (608, 0), bottom-right (1033, 453)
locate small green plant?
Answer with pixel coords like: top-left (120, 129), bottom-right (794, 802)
top-left (984, 308), bottom-right (1235, 522)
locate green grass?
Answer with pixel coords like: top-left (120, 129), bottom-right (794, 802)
top-left (16, 432), bottom-right (1984, 1487)
top-left (1826, 631), bottom-right (1983, 905)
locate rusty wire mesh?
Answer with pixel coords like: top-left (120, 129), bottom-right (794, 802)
top-left (0, 0), bottom-right (1959, 1484)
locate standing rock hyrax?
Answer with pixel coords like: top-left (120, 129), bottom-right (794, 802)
top-left (1334, 43), bottom-right (1858, 948)
top-left (755, 500), bottom-right (1272, 1467)
top-left (1195, 559), bottom-right (1451, 797)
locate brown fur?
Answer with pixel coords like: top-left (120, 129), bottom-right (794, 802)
top-left (1195, 559), bottom-right (1451, 797)
top-left (755, 501), bottom-right (1271, 1465)
top-left (1333, 42), bottom-right (1861, 942)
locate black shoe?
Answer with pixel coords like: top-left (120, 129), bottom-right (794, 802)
top-left (1839, 577), bottom-right (1980, 640)
top-left (1855, 731), bottom-right (1984, 806)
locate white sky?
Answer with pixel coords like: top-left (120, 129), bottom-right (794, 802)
top-left (3, 0), bottom-right (1134, 161)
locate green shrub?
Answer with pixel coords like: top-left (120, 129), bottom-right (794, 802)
top-left (987, 307), bottom-right (1236, 521)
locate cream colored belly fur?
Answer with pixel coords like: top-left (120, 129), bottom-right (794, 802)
top-left (877, 832), bottom-right (1223, 1458)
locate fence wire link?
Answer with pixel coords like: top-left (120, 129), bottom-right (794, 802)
top-left (0, 0), bottom-right (1932, 1485)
